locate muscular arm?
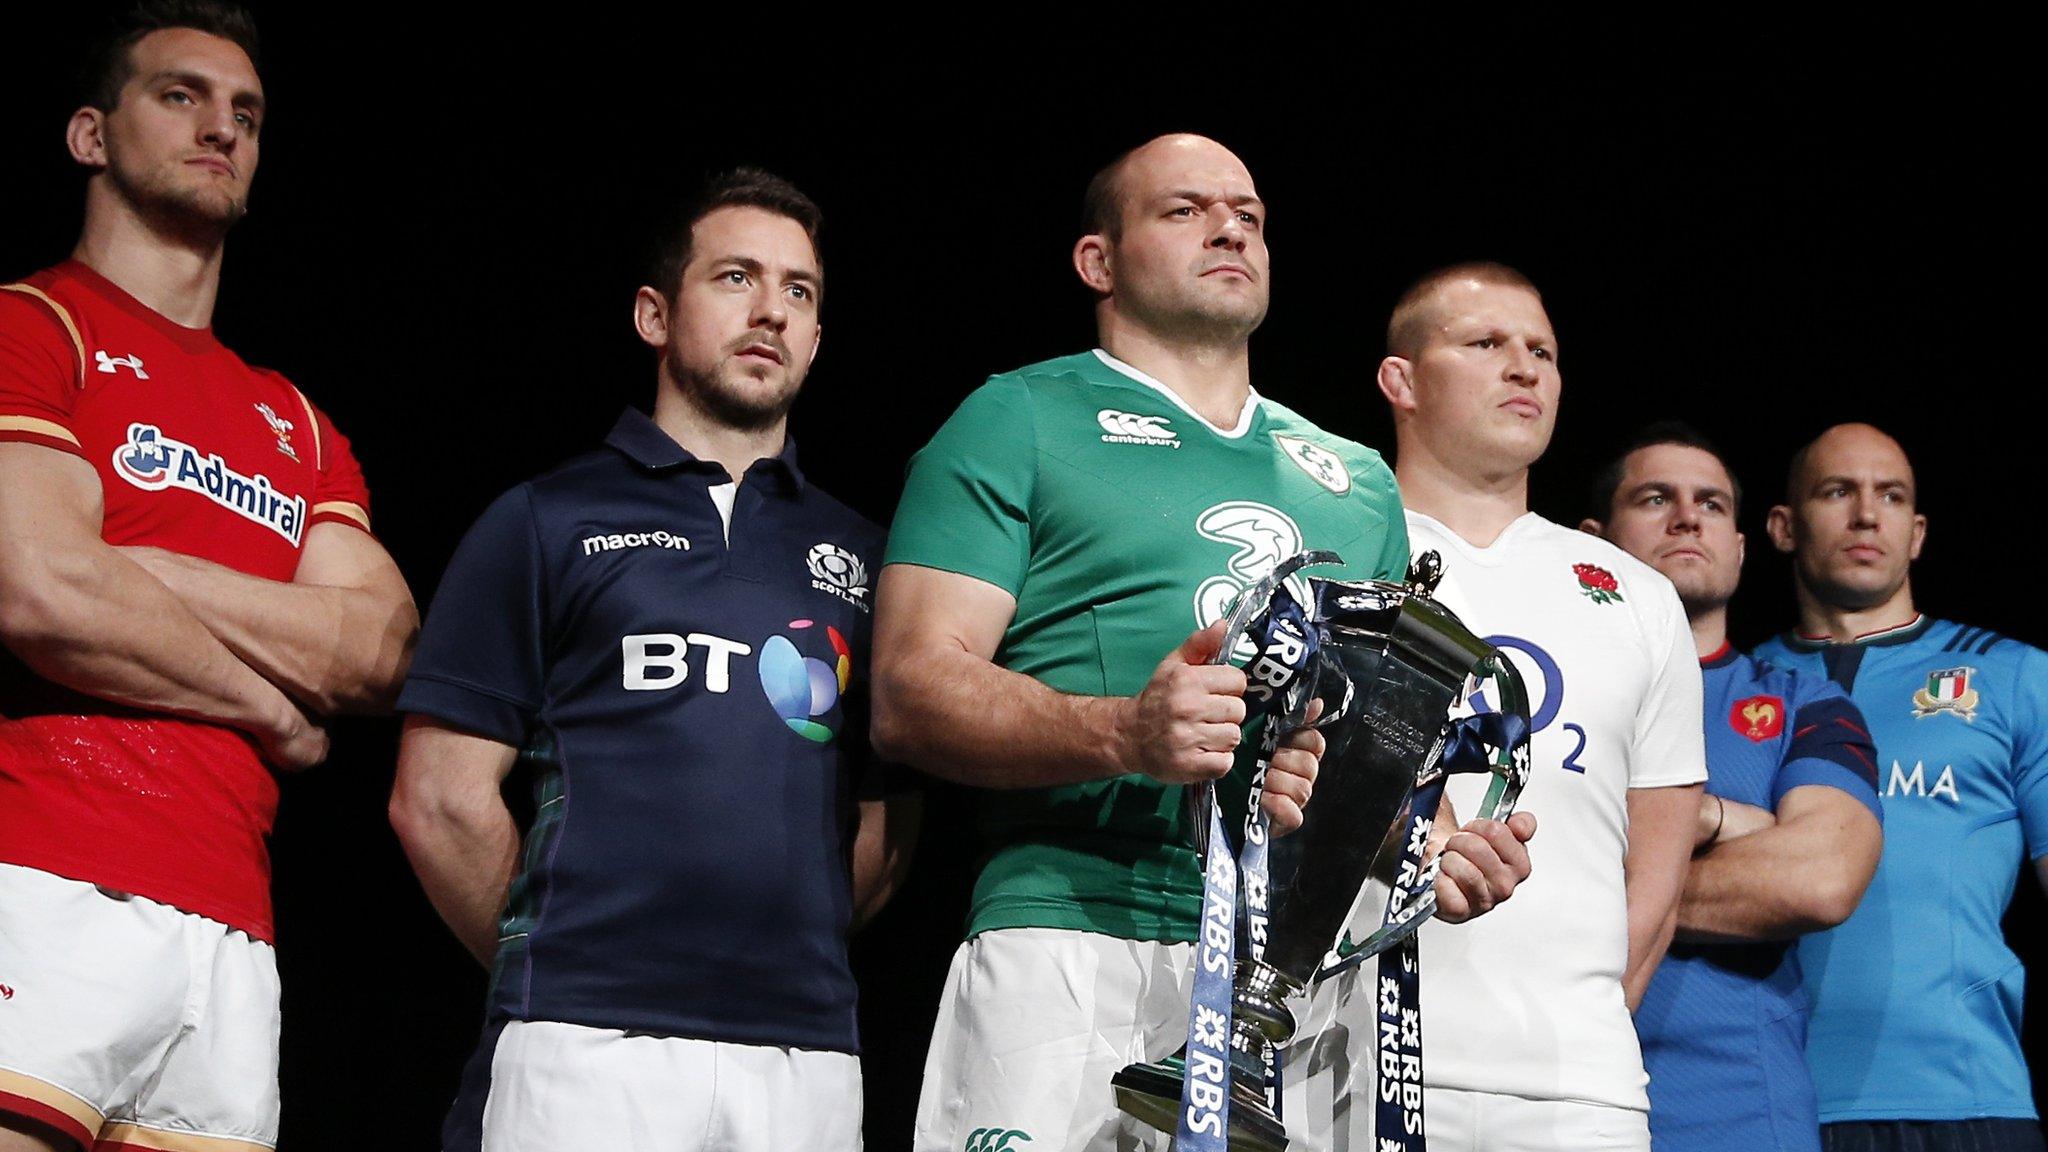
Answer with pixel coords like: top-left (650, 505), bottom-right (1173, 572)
top-left (122, 522), bottom-right (418, 715)
top-left (870, 563), bottom-right (1247, 790)
top-left (0, 442), bottom-right (324, 768)
top-left (851, 789), bottom-right (923, 929)
top-left (389, 716), bottom-right (521, 966)
top-left (1622, 782), bottom-right (1702, 1011)
top-left (1677, 785), bottom-right (1881, 943)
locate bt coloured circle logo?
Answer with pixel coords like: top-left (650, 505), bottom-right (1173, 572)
top-left (757, 620), bottom-right (851, 743)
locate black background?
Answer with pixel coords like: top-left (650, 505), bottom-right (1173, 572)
top-left (4, 10), bottom-right (2044, 1149)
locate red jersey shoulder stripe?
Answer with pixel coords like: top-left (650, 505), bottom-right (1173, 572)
top-left (0, 283), bottom-right (86, 389)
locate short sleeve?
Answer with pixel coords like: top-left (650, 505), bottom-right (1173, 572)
top-left (1370, 464), bottom-right (1411, 581)
top-left (0, 287), bottom-right (86, 458)
top-left (882, 376), bottom-right (1036, 597)
top-left (397, 485), bottom-right (547, 745)
top-left (276, 380), bottom-right (372, 534)
top-left (1773, 682), bottom-right (1883, 823)
top-left (1629, 583), bottom-right (1709, 788)
top-left (2009, 645), bottom-right (2048, 860)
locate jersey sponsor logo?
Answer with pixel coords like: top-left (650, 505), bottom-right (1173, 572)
top-left (758, 619), bottom-right (852, 743)
top-left (1096, 408), bottom-right (1181, 448)
top-left (253, 402), bottom-right (299, 462)
top-left (1886, 759), bottom-right (1960, 804)
top-left (807, 542), bottom-right (871, 612)
top-left (0, 982), bottom-right (12, 1000)
top-left (94, 350), bottom-right (147, 378)
top-left (1731, 695), bottom-right (1785, 742)
top-left (1571, 562), bottom-right (1624, 605)
top-left (963, 1129), bottom-right (1033, 1152)
top-left (1912, 666), bottom-right (1980, 721)
top-left (582, 529), bottom-right (691, 555)
top-left (112, 422), bottom-right (307, 545)
top-left (1272, 432), bottom-right (1350, 495)
top-left (1193, 501), bottom-right (1310, 659)
top-left (621, 623), bottom-right (854, 744)
top-left (1469, 634), bottom-right (1593, 775)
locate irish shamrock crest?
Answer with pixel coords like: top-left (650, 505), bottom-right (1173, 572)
top-left (1573, 562), bottom-right (1624, 605)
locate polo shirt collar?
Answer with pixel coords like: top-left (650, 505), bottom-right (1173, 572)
top-left (603, 408), bottom-right (807, 494)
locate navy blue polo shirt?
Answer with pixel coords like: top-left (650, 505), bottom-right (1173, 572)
top-left (398, 408), bottom-right (884, 1053)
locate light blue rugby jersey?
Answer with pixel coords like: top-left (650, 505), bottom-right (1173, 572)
top-left (1755, 616), bottom-right (2048, 1123)
top-left (1637, 644), bottom-right (1879, 1152)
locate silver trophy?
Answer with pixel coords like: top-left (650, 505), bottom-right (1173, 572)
top-left (1112, 552), bottom-right (1531, 1152)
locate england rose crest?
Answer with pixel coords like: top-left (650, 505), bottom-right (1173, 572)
top-left (1573, 562), bottom-right (1624, 605)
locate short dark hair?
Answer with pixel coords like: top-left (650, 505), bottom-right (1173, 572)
top-left (81, 1), bottom-right (262, 112)
top-left (646, 167), bottom-right (824, 304)
top-left (1081, 143), bottom-right (1141, 242)
top-left (1385, 261), bottom-right (1543, 360)
top-left (1590, 421), bottom-right (1743, 523)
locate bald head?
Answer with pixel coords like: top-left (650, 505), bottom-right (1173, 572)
top-left (1082, 133), bottom-right (1249, 242)
top-left (1386, 262), bottom-right (1542, 361)
top-left (1785, 423), bottom-right (1916, 507)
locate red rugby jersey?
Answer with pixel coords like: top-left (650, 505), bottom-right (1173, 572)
top-left (0, 260), bottom-right (372, 940)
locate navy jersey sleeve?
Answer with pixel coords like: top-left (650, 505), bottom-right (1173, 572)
top-left (396, 484), bottom-right (547, 744)
top-left (1773, 677), bottom-right (1883, 822)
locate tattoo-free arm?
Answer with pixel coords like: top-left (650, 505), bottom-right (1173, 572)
top-left (122, 521), bottom-right (418, 715)
top-left (851, 789), bottom-right (923, 929)
top-left (0, 442), bottom-right (325, 768)
top-left (1677, 785), bottom-right (1881, 942)
top-left (389, 716), bottom-right (521, 966)
top-left (1622, 782), bottom-right (1702, 1011)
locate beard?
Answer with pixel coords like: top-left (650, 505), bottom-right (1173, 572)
top-left (1118, 261), bottom-right (1269, 346)
top-left (108, 152), bottom-right (248, 244)
top-left (667, 337), bottom-right (803, 432)
top-left (1799, 556), bottom-right (1908, 612)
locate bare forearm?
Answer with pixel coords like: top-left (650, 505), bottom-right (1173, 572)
top-left (1678, 797), bottom-right (1881, 943)
top-left (1623, 783), bottom-right (1700, 1012)
top-left (874, 644), bottom-right (1129, 787)
top-left (390, 785), bottom-right (518, 965)
top-left (850, 792), bottom-right (922, 929)
top-left (132, 547), bottom-right (417, 714)
top-left (0, 545), bottom-right (298, 740)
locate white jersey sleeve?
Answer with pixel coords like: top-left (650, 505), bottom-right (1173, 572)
top-left (1624, 563), bottom-right (1708, 790)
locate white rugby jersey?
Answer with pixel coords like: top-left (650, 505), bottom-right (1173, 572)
top-left (1284, 511), bottom-right (1706, 1138)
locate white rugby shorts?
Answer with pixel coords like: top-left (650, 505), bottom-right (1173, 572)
top-left (0, 862), bottom-right (280, 1151)
top-left (477, 1019), bottom-right (861, 1152)
top-left (913, 927), bottom-right (1198, 1152)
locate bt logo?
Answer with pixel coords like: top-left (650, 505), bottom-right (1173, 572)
top-left (620, 622), bottom-right (852, 743)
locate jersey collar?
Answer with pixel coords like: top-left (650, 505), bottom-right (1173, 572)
top-left (604, 407), bottom-right (806, 494)
top-left (1780, 612), bottom-right (1930, 652)
top-left (1698, 640), bottom-right (1739, 669)
top-left (59, 259), bottom-right (220, 355)
top-left (1091, 348), bottom-right (1260, 439)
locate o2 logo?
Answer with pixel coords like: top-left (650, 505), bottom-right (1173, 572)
top-left (757, 620), bottom-right (852, 743)
top-left (1467, 634), bottom-right (1590, 774)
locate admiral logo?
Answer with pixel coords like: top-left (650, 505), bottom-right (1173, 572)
top-left (1096, 408), bottom-right (1180, 448)
top-left (1273, 433), bottom-right (1350, 494)
top-left (807, 542), bottom-right (870, 612)
top-left (112, 423), bottom-right (306, 545)
top-left (95, 350), bottom-right (148, 378)
top-left (583, 529), bottom-right (691, 556)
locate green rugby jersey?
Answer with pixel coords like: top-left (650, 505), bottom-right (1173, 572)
top-left (886, 349), bottom-right (1408, 942)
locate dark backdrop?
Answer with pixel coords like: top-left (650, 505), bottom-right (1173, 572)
top-left (4, 11), bottom-right (2043, 1149)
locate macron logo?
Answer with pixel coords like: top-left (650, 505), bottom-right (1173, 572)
top-left (582, 530), bottom-right (690, 556)
top-left (1097, 409), bottom-right (1180, 449)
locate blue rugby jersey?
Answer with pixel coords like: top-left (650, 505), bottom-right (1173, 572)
top-left (1755, 617), bottom-right (2048, 1123)
top-left (1637, 644), bottom-right (1879, 1152)
top-left (398, 408), bottom-right (885, 1054)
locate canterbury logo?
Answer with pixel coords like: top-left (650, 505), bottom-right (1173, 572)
top-left (95, 350), bottom-right (148, 378)
top-left (963, 1128), bottom-right (1033, 1152)
top-left (1097, 409), bottom-right (1180, 448)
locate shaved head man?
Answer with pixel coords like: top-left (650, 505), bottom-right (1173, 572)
top-left (874, 140), bottom-right (1534, 1152)
top-left (1756, 425), bottom-right (2048, 1152)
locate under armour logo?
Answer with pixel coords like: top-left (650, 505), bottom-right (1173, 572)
top-left (95, 351), bottom-right (149, 378)
top-left (964, 1128), bottom-right (1033, 1152)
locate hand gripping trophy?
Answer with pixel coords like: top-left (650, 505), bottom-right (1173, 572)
top-left (1112, 550), bottom-right (1532, 1152)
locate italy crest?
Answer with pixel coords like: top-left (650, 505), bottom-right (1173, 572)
top-left (1912, 666), bottom-right (1979, 721)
